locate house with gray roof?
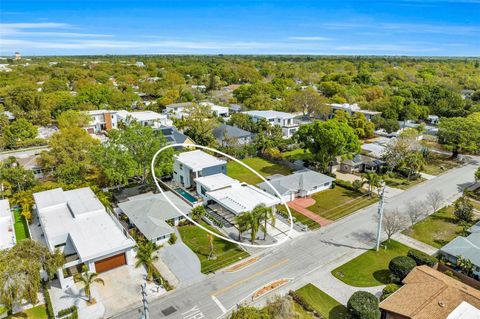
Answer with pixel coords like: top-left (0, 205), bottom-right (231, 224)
top-left (117, 191), bottom-right (192, 245)
top-left (257, 169), bottom-right (335, 202)
top-left (213, 124), bottom-right (254, 146)
top-left (440, 232), bottom-right (480, 279)
top-left (339, 154), bottom-right (385, 174)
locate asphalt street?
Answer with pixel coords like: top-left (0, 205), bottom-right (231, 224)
top-left (113, 157), bottom-right (479, 319)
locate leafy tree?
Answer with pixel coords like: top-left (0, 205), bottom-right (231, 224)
top-left (438, 112), bottom-right (480, 158)
top-left (3, 118), bottom-right (38, 148)
top-left (135, 241), bottom-right (160, 282)
top-left (229, 305), bottom-right (270, 319)
top-left (347, 291), bottom-right (380, 319)
top-left (107, 120), bottom-right (173, 183)
top-left (56, 110), bottom-right (91, 129)
top-left (0, 157), bottom-right (36, 192)
top-left (296, 119), bottom-right (360, 172)
top-left (74, 266), bottom-right (105, 303)
top-left (39, 128), bottom-right (99, 184)
top-left (191, 205), bottom-right (207, 222)
top-left (476, 167), bottom-right (480, 182)
top-left (285, 88), bottom-right (329, 117)
top-left (177, 104), bottom-right (218, 146)
top-left (453, 196), bottom-right (474, 223)
top-left (91, 143), bottom-right (136, 189)
top-left (389, 256), bottom-right (416, 283)
top-left (335, 111), bottom-right (375, 139)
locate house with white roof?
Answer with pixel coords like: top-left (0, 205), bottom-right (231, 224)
top-left (257, 169), bottom-right (335, 202)
top-left (195, 173), bottom-right (240, 201)
top-left (85, 110), bottom-right (172, 134)
top-left (173, 150), bottom-right (227, 188)
top-left (243, 110), bottom-right (299, 138)
top-left (117, 191), bottom-right (191, 245)
top-left (205, 179), bottom-right (280, 215)
top-left (329, 103), bottom-right (381, 121)
top-left (0, 199), bottom-right (15, 250)
top-left (164, 102), bottom-right (194, 119)
top-left (199, 101), bottom-right (229, 118)
top-left (33, 187), bottom-right (135, 288)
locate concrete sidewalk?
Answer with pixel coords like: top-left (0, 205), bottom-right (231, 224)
top-left (392, 232), bottom-right (438, 255)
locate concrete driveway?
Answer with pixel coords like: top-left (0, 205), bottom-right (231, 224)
top-left (159, 240), bottom-right (205, 288)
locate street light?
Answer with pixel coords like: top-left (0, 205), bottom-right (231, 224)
top-left (375, 181), bottom-right (386, 251)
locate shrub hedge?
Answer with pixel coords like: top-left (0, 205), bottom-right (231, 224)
top-left (389, 256), bottom-right (417, 283)
top-left (380, 284), bottom-right (401, 301)
top-left (407, 249), bottom-right (437, 267)
top-left (347, 291), bottom-right (380, 319)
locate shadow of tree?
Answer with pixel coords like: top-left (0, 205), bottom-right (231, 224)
top-left (329, 305), bottom-right (351, 319)
top-left (373, 269), bottom-right (391, 284)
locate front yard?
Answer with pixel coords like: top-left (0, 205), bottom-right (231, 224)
top-left (295, 284), bottom-right (349, 319)
top-left (332, 240), bottom-right (411, 287)
top-left (10, 305), bottom-right (47, 319)
top-left (226, 157), bottom-right (292, 185)
top-left (382, 173), bottom-right (425, 190)
top-left (13, 208), bottom-right (30, 241)
top-left (307, 186), bottom-right (377, 221)
top-left (178, 221), bottom-right (249, 273)
top-left (276, 205), bottom-right (321, 230)
top-left (402, 205), bottom-right (477, 248)
top-left (422, 153), bottom-right (460, 176)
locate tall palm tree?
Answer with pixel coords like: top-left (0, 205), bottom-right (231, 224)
top-left (191, 206), bottom-right (206, 222)
top-left (74, 266), bottom-right (104, 303)
top-left (252, 204), bottom-right (275, 240)
top-left (247, 211), bottom-right (261, 244)
top-left (363, 172), bottom-right (381, 197)
top-left (135, 241), bottom-right (160, 281)
top-left (235, 213), bottom-right (251, 242)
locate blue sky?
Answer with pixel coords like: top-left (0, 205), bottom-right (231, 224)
top-left (0, 0), bottom-right (479, 56)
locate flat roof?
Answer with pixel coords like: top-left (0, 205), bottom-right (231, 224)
top-left (34, 187), bottom-right (134, 261)
top-left (206, 183), bottom-right (280, 215)
top-left (175, 150), bottom-right (226, 171)
top-left (0, 199), bottom-right (15, 250)
top-left (0, 199), bottom-right (10, 218)
top-left (195, 173), bottom-right (239, 191)
top-left (117, 110), bottom-right (167, 121)
top-left (243, 110), bottom-right (295, 119)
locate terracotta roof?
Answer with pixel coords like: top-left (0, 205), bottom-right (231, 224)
top-left (380, 266), bottom-right (480, 319)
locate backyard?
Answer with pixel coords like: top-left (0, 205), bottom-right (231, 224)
top-left (295, 284), bottom-right (349, 319)
top-left (226, 157), bottom-right (292, 185)
top-left (280, 149), bottom-right (313, 162)
top-left (13, 208), bottom-right (30, 241)
top-left (307, 186), bottom-right (377, 221)
top-left (332, 240), bottom-right (411, 287)
top-left (178, 221), bottom-right (249, 273)
top-left (402, 205), bottom-right (477, 248)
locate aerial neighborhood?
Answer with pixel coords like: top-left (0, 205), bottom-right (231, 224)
top-left (1, 48), bottom-right (480, 319)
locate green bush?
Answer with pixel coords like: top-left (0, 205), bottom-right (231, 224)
top-left (407, 249), bottom-right (437, 267)
top-left (288, 290), bottom-right (315, 314)
top-left (42, 282), bottom-right (54, 319)
top-left (168, 232), bottom-right (177, 245)
top-left (380, 284), bottom-right (401, 301)
top-left (347, 291), bottom-right (380, 319)
top-left (57, 305), bottom-right (77, 317)
top-left (389, 256), bottom-right (416, 283)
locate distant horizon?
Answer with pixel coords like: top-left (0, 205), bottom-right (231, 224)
top-left (1, 0), bottom-right (479, 56)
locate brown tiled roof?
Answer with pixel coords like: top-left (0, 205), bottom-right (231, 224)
top-left (380, 265), bottom-right (480, 319)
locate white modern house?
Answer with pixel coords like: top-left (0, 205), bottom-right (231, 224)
top-left (85, 110), bottom-right (172, 134)
top-left (257, 169), bottom-right (335, 202)
top-left (329, 103), bottom-right (381, 121)
top-left (199, 101), bottom-right (229, 118)
top-left (243, 110), bottom-right (299, 138)
top-left (33, 187), bottom-right (135, 289)
top-left (204, 179), bottom-right (280, 215)
top-left (195, 173), bottom-right (240, 201)
top-left (0, 199), bottom-right (15, 250)
top-left (173, 150), bottom-right (227, 189)
top-left (164, 102), bottom-right (194, 119)
top-left (117, 191), bottom-right (191, 245)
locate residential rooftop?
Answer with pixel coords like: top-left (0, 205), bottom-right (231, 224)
top-left (243, 110), bottom-right (295, 119)
top-left (195, 173), bottom-right (239, 191)
top-left (440, 232), bottom-right (480, 267)
top-left (175, 150), bottom-right (226, 172)
top-left (0, 199), bottom-right (15, 250)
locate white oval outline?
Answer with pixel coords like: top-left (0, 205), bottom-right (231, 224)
top-left (151, 143), bottom-right (294, 248)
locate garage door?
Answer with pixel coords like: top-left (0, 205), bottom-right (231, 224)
top-left (95, 253), bottom-right (126, 273)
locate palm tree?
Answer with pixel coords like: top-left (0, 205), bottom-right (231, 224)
top-left (456, 255), bottom-right (473, 276)
top-left (235, 213), bottom-right (251, 242)
top-left (135, 241), bottom-right (160, 281)
top-left (252, 204), bottom-right (275, 240)
top-left (74, 266), bottom-right (104, 303)
top-left (247, 211), bottom-right (261, 244)
top-left (191, 206), bottom-right (206, 222)
top-left (363, 172), bottom-right (381, 197)
top-left (207, 234), bottom-right (216, 260)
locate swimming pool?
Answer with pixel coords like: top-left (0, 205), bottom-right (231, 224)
top-left (175, 188), bottom-right (197, 203)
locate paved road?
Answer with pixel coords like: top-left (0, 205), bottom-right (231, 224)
top-left (112, 158), bottom-right (479, 319)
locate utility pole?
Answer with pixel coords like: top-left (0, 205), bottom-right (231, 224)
top-left (139, 283), bottom-right (149, 319)
top-left (375, 181), bottom-right (386, 251)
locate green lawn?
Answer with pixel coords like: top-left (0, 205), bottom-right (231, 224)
top-left (178, 222), bottom-right (249, 273)
top-left (281, 149), bottom-right (313, 162)
top-left (307, 186), bottom-right (377, 221)
top-left (226, 157), bottom-right (292, 185)
top-left (295, 284), bottom-right (349, 319)
top-left (10, 305), bottom-right (47, 319)
top-left (422, 154), bottom-right (460, 176)
top-left (383, 174), bottom-right (425, 190)
top-left (276, 205), bottom-right (321, 230)
top-left (402, 206), bottom-right (476, 248)
top-left (332, 240), bottom-right (411, 287)
top-left (13, 208), bottom-right (30, 241)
